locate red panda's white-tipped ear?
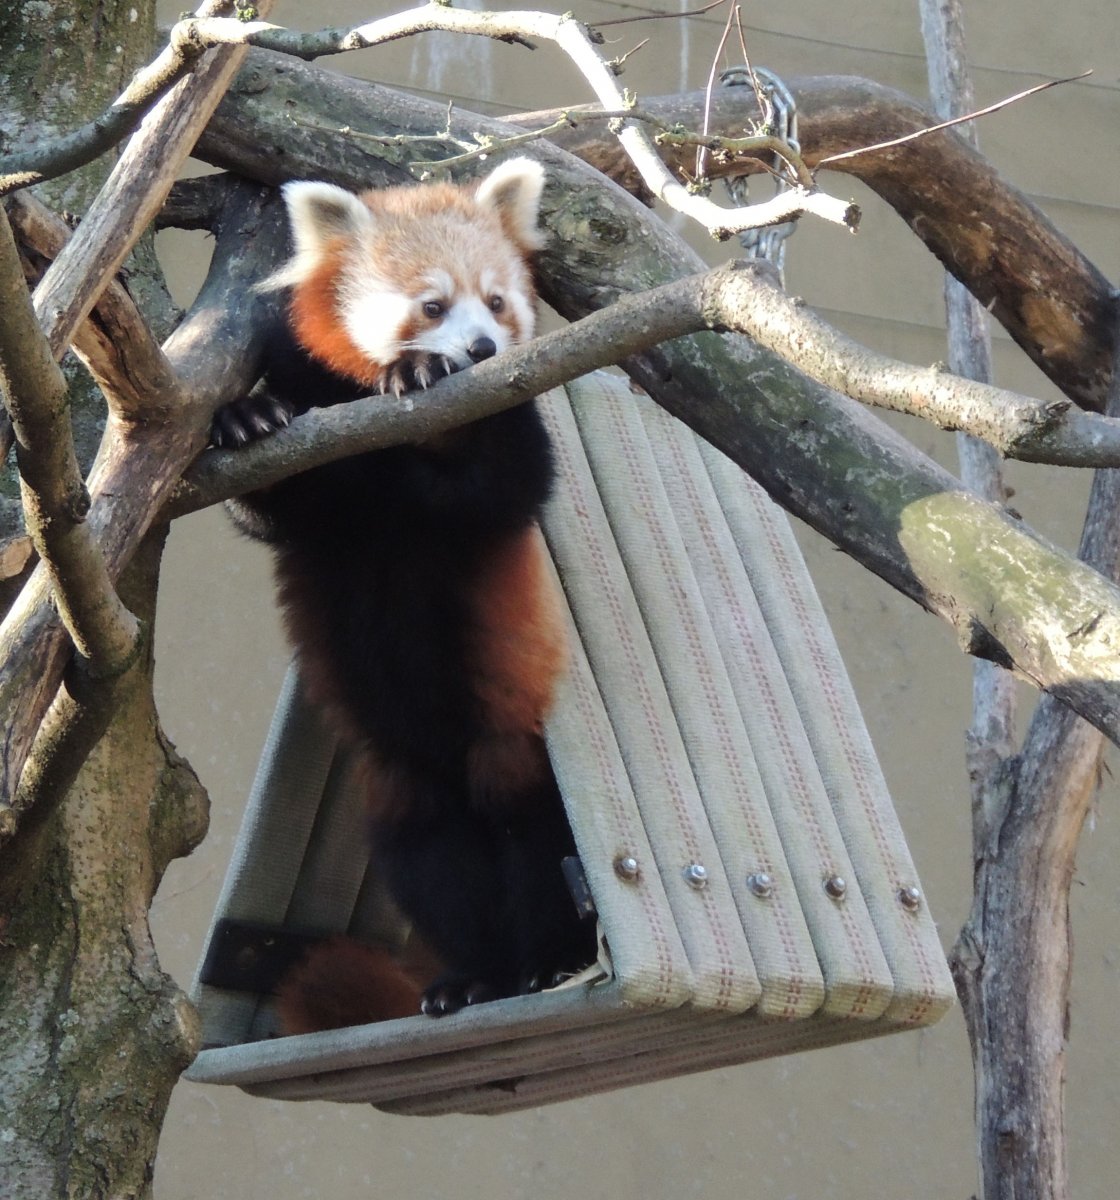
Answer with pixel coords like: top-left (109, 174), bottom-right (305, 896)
top-left (475, 157), bottom-right (546, 252)
top-left (282, 180), bottom-right (374, 261)
top-left (259, 181), bottom-right (377, 291)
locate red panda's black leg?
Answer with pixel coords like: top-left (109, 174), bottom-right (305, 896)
top-left (370, 771), bottom-right (594, 1017)
top-left (370, 804), bottom-right (522, 1015)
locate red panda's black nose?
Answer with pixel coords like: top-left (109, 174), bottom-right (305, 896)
top-left (468, 337), bottom-right (497, 363)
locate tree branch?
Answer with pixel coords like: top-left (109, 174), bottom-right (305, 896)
top-left (6, 192), bottom-right (180, 423)
top-left (0, 205), bottom-right (139, 677)
top-left (0, 181), bottom-right (286, 843)
top-left (516, 76), bottom-right (1116, 412)
top-left (189, 57), bottom-right (1120, 746)
top-left (30, 0), bottom-right (275, 367)
top-left (0, 0), bottom-right (255, 198)
top-left (173, 257), bottom-right (1120, 755)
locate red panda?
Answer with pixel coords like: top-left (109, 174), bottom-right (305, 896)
top-left (211, 159), bottom-right (596, 1024)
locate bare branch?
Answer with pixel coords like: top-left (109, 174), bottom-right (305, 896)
top-left (589, 0), bottom-right (727, 28)
top-left (516, 76), bottom-right (1115, 411)
top-left (817, 72), bottom-right (1092, 168)
top-left (695, 1), bottom-right (740, 183)
top-left (406, 106), bottom-right (813, 189)
top-left (31, 0), bottom-right (277, 367)
top-left (0, 0), bottom-right (235, 197)
top-left (177, 5), bottom-right (858, 237)
top-left (0, 206), bottom-right (139, 676)
top-left (7, 192), bottom-right (180, 423)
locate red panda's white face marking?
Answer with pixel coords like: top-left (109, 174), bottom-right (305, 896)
top-left (274, 159), bottom-right (545, 393)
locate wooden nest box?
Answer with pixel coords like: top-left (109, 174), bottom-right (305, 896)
top-left (185, 373), bottom-right (954, 1114)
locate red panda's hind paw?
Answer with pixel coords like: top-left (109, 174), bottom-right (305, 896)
top-left (419, 974), bottom-right (500, 1018)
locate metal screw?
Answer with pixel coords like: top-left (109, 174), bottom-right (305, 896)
top-left (613, 855), bottom-right (640, 881)
top-left (746, 872), bottom-right (774, 898)
top-left (898, 885), bottom-right (923, 911)
top-left (823, 874), bottom-right (847, 900)
top-left (683, 863), bottom-right (709, 889)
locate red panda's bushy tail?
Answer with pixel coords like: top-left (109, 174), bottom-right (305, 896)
top-left (275, 936), bottom-right (424, 1034)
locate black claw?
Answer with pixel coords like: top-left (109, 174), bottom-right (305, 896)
top-left (420, 975), bottom-right (500, 1018)
top-left (210, 389), bottom-right (298, 449)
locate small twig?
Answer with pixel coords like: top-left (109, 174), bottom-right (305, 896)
top-left (818, 71), bottom-right (1092, 167)
top-left (285, 112), bottom-right (478, 161)
top-left (696, 3), bottom-right (739, 182)
top-left (414, 105), bottom-right (813, 187)
top-left (590, 0), bottom-right (726, 28)
top-left (609, 38), bottom-right (650, 74)
top-left (729, 7), bottom-right (772, 138)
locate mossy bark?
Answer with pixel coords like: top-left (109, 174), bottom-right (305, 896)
top-left (0, 530), bottom-right (209, 1199)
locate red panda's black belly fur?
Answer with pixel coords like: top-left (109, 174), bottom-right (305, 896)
top-left (227, 326), bottom-right (594, 1012)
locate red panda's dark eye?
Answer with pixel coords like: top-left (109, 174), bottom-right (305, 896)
top-left (423, 300), bottom-right (444, 319)
top-left (489, 295), bottom-right (504, 313)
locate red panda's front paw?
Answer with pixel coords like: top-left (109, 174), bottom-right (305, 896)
top-left (381, 354), bottom-right (459, 397)
top-left (211, 390), bottom-right (296, 449)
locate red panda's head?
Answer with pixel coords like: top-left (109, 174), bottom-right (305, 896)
top-left (272, 158), bottom-right (546, 392)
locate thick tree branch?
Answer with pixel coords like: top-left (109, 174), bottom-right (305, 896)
top-left (672, 264), bottom-right (1120, 466)
top-left (31, 0), bottom-right (275, 367)
top-left (0, 182), bottom-right (286, 843)
top-left (173, 262), bottom-right (1120, 527)
top-left (0, 0), bottom-right (251, 198)
top-left (516, 77), bottom-right (1115, 412)
top-left (6, 192), bottom-right (180, 423)
top-left (188, 56), bottom-right (1120, 746)
top-left (0, 207), bottom-right (139, 678)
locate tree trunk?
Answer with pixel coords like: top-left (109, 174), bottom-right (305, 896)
top-left (0, 4), bottom-right (210, 1195)
top-left (0, 529), bottom-right (208, 1198)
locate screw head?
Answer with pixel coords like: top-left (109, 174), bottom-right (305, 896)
top-left (898, 885), bottom-right (923, 911)
top-left (823, 875), bottom-right (847, 900)
top-left (683, 863), bottom-right (709, 889)
top-left (746, 872), bottom-right (774, 898)
top-left (613, 855), bottom-right (640, 881)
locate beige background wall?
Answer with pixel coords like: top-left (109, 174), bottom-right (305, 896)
top-left (150, 1), bottom-right (1119, 1195)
